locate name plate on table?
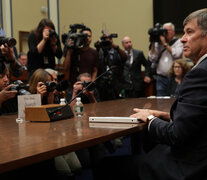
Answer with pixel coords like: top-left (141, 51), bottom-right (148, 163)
top-left (18, 94), bottom-right (41, 119)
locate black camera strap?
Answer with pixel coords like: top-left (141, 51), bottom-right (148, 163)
top-left (156, 38), bottom-right (178, 63)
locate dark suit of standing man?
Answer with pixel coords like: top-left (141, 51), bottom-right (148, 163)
top-left (94, 9), bottom-right (207, 180)
top-left (122, 36), bottom-right (151, 98)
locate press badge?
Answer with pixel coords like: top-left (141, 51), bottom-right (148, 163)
top-left (44, 56), bottom-right (49, 64)
top-left (164, 57), bottom-right (169, 62)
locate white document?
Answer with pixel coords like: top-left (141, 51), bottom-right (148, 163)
top-left (18, 94), bottom-right (41, 119)
top-left (89, 117), bottom-right (140, 124)
top-left (89, 122), bottom-right (138, 129)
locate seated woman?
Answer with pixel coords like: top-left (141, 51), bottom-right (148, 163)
top-left (45, 68), bottom-right (68, 104)
top-left (29, 68), bottom-right (55, 104)
top-left (167, 59), bottom-right (191, 97)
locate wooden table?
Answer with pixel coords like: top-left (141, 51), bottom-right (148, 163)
top-left (0, 98), bottom-right (174, 173)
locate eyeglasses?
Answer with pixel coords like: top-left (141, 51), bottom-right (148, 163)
top-left (173, 66), bottom-right (181, 69)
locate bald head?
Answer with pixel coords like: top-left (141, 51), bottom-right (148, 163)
top-left (122, 36), bottom-right (133, 51)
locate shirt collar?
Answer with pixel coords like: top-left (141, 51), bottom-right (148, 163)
top-left (125, 49), bottom-right (132, 55)
top-left (192, 54), bottom-right (207, 69)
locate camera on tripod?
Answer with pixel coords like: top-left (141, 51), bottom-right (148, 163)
top-left (61, 24), bottom-right (88, 49)
top-left (94, 31), bottom-right (118, 51)
top-left (148, 23), bottom-right (167, 42)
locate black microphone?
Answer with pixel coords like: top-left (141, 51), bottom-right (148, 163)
top-left (48, 66), bottom-right (117, 117)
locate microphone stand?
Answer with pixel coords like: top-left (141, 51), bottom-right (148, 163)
top-left (48, 66), bottom-right (116, 117)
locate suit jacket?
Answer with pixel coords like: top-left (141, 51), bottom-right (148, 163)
top-left (123, 49), bottom-right (151, 91)
top-left (139, 57), bottom-right (207, 180)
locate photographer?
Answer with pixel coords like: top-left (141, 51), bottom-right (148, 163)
top-left (0, 63), bottom-right (18, 115)
top-left (29, 68), bottom-right (56, 104)
top-left (66, 72), bottom-right (99, 105)
top-left (29, 68), bottom-right (69, 105)
top-left (95, 32), bottom-right (127, 101)
top-left (63, 26), bottom-right (99, 88)
top-left (27, 18), bottom-right (62, 79)
top-left (148, 22), bottom-right (183, 96)
top-left (45, 68), bottom-right (68, 103)
top-left (0, 37), bottom-right (23, 77)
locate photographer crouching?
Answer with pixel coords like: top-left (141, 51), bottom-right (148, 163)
top-left (29, 68), bottom-right (68, 105)
top-left (0, 35), bottom-right (25, 115)
top-left (0, 63), bottom-right (18, 115)
top-left (95, 31), bottom-right (127, 101)
top-left (148, 22), bottom-right (183, 96)
top-left (66, 72), bottom-right (98, 105)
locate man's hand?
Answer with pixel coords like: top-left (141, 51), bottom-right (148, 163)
top-left (130, 108), bottom-right (170, 122)
top-left (0, 84), bottom-right (17, 108)
top-left (160, 35), bottom-right (167, 45)
top-left (144, 76), bottom-right (152, 83)
top-left (73, 81), bottom-right (83, 94)
top-left (42, 28), bottom-right (50, 41)
top-left (130, 108), bottom-right (151, 122)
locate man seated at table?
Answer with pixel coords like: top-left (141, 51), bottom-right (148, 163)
top-left (0, 62), bottom-right (18, 115)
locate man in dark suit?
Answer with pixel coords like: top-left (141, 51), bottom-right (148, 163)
top-left (122, 36), bottom-right (151, 97)
top-left (93, 8), bottom-right (207, 180)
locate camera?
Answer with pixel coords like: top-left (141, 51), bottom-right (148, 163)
top-left (81, 80), bottom-right (95, 91)
top-left (44, 80), bottom-right (69, 92)
top-left (94, 31), bottom-right (118, 51)
top-left (148, 23), bottom-right (167, 42)
top-left (0, 36), bottom-right (17, 48)
top-left (44, 81), bottom-right (57, 92)
top-left (0, 36), bottom-right (17, 64)
top-left (102, 71), bottom-right (113, 85)
top-left (61, 24), bottom-right (88, 49)
top-left (49, 30), bottom-right (58, 38)
top-left (10, 80), bottom-right (31, 95)
top-left (57, 72), bottom-right (65, 82)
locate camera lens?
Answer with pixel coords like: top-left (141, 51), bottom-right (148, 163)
top-left (49, 30), bottom-right (57, 38)
top-left (45, 81), bottom-right (57, 92)
top-left (0, 36), bottom-right (16, 47)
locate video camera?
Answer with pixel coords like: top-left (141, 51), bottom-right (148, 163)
top-left (10, 80), bottom-right (31, 95)
top-left (44, 80), bottom-right (69, 93)
top-left (94, 31), bottom-right (118, 51)
top-left (148, 23), bottom-right (167, 42)
top-left (61, 24), bottom-right (88, 49)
